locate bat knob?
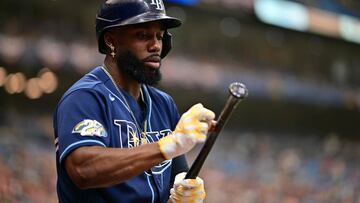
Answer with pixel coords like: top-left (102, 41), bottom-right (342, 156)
top-left (229, 82), bottom-right (248, 99)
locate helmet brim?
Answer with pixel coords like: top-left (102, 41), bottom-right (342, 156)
top-left (103, 12), bottom-right (182, 30)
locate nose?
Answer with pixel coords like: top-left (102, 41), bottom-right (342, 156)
top-left (148, 36), bottom-right (162, 53)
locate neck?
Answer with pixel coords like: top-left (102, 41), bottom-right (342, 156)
top-left (104, 55), bottom-right (141, 101)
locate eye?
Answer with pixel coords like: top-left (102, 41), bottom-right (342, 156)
top-left (157, 34), bottom-right (164, 41)
top-left (136, 31), bottom-right (148, 40)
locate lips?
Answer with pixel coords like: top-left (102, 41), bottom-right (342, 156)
top-left (144, 55), bottom-right (161, 69)
top-left (145, 55), bottom-right (161, 63)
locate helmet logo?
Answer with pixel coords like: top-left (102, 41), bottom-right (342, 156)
top-left (149, 0), bottom-right (164, 11)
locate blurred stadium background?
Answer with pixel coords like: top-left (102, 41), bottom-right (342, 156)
top-left (1, 0), bottom-right (360, 202)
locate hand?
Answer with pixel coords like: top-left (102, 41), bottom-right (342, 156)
top-left (158, 103), bottom-right (215, 159)
top-left (169, 172), bottom-right (205, 203)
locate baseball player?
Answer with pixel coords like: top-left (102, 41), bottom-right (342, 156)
top-left (53, 0), bottom-right (215, 202)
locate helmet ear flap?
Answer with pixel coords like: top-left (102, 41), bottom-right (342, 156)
top-left (161, 31), bottom-right (172, 58)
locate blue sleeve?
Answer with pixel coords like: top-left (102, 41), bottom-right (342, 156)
top-left (55, 89), bottom-right (110, 164)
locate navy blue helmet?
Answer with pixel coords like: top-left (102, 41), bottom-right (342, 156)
top-left (96, 0), bottom-right (182, 58)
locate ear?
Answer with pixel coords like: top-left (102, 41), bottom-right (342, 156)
top-left (104, 31), bottom-right (116, 52)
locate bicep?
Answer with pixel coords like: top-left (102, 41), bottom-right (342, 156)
top-left (65, 146), bottom-right (101, 172)
top-left (64, 146), bottom-right (105, 188)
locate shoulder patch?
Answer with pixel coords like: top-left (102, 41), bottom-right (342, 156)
top-left (72, 119), bottom-right (107, 137)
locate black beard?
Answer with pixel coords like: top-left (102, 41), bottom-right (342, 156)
top-left (115, 51), bottom-right (162, 85)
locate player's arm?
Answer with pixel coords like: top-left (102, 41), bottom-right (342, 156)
top-left (58, 90), bottom-right (166, 189)
top-left (65, 142), bottom-right (164, 189)
top-left (65, 103), bottom-right (215, 190)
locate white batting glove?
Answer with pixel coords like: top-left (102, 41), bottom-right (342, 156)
top-left (158, 103), bottom-right (215, 160)
top-left (168, 172), bottom-right (206, 203)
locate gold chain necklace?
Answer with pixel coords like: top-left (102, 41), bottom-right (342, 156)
top-left (101, 65), bottom-right (148, 146)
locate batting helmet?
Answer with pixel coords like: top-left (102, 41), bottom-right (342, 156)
top-left (96, 0), bottom-right (182, 58)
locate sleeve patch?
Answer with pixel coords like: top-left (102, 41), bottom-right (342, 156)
top-left (72, 119), bottom-right (108, 137)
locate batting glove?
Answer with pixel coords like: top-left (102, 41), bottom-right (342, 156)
top-left (158, 103), bottom-right (215, 160)
top-left (169, 172), bottom-right (206, 203)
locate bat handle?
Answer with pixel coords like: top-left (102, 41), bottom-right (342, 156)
top-left (184, 82), bottom-right (248, 179)
top-left (185, 95), bottom-right (242, 179)
top-left (184, 130), bottom-right (217, 179)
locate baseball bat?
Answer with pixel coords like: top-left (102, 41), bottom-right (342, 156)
top-left (185, 82), bottom-right (248, 179)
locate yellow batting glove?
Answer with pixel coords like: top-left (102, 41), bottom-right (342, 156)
top-left (169, 172), bottom-right (205, 203)
top-left (158, 103), bottom-right (215, 160)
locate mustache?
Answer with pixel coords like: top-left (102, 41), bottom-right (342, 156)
top-left (143, 54), bottom-right (161, 62)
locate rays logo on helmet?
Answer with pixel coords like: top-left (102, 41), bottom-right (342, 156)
top-left (149, 0), bottom-right (164, 11)
top-left (72, 119), bottom-right (108, 137)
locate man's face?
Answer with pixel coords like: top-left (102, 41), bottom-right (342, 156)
top-left (110, 21), bottom-right (165, 85)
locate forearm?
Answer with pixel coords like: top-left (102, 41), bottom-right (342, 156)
top-left (65, 143), bottom-right (164, 189)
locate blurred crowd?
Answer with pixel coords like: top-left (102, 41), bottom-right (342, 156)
top-left (0, 112), bottom-right (359, 203)
top-left (0, 111), bottom-right (57, 203)
top-left (195, 132), bottom-right (360, 203)
top-left (0, 141), bottom-right (57, 203)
